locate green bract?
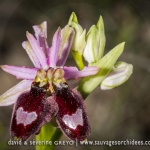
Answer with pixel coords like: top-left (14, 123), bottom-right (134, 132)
top-left (78, 42), bottom-right (126, 98)
top-left (101, 61), bottom-right (133, 90)
top-left (83, 16), bottom-right (106, 64)
top-left (68, 13), bottom-right (133, 98)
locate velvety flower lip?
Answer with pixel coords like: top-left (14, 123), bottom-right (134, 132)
top-left (0, 22), bottom-right (99, 106)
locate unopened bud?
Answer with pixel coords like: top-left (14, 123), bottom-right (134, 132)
top-left (83, 16), bottom-right (105, 64)
top-left (68, 12), bottom-right (86, 55)
top-left (101, 62), bottom-right (133, 90)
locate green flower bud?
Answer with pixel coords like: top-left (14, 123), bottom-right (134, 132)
top-left (68, 12), bottom-right (86, 55)
top-left (68, 12), bottom-right (86, 70)
top-left (100, 62), bottom-right (133, 90)
top-left (83, 16), bottom-right (105, 64)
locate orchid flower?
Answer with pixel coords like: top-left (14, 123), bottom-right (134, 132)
top-left (0, 21), bottom-right (99, 141)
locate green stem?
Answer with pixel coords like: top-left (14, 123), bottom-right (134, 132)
top-left (36, 124), bottom-right (62, 150)
top-left (36, 123), bottom-right (55, 150)
top-left (44, 128), bottom-right (62, 150)
top-left (71, 50), bottom-right (84, 70)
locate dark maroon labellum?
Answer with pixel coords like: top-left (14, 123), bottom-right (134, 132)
top-left (10, 84), bottom-right (57, 141)
top-left (54, 85), bottom-right (91, 141)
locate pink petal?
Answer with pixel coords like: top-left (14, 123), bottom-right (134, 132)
top-left (0, 80), bottom-right (32, 106)
top-left (22, 41), bottom-right (41, 68)
top-left (32, 21), bottom-right (49, 56)
top-left (48, 28), bottom-right (61, 67)
top-left (33, 21), bottom-right (47, 41)
top-left (57, 26), bottom-right (75, 66)
top-left (26, 32), bottom-right (48, 70)
top-left (63, 66), bottom-right (99, 80)
top-left (1, 65), bottom-right (38, 80)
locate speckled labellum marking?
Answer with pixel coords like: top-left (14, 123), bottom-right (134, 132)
top-left (54, 85), bottom-right (90, 141)
top-left (16, 107), bottom-right (37, 126)
top-left (10, 83), bottom-right (57, 141)
top-left (62, 108), bottom-right (83, 130)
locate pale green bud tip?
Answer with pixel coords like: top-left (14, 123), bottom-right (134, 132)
top-left (83, 25), bottom-right (100, 63)
top-left (96, 16), bottom-right (103, 29)
top-left (68, 12), bottom-right (86, 54)
top-left (68, 12), bottom-right (78, 25)
top-left (76, 29), bottom-right (86, 55)
top-left (69, 24), bottom-right (86, 54)
top-left (83, 16), bottom-right (106, 64)
top-left (100, 62), bottom-right (133, 90)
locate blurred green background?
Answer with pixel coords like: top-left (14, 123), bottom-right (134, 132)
top-left (0, 0), bottom-right (150, 149)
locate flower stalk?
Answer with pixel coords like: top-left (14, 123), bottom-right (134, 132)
top-left (36, 123), bottom-right (62, 150)
top-left (71, 50), bottom-right (84, 70)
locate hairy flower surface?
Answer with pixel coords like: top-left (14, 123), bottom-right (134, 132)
top-left (0, 22), bottom-right (99, 141)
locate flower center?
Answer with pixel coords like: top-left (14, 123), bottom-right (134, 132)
top-left (32, 68), bottom-right (67, 93)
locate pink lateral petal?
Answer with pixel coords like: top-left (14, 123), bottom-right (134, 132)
top-left (48, 27), bottom-right (61, 67)
top-left (57, 26), bottom-right (75, 66)
top-left (26, 32), bottom-right (48, 70)
top-left (1, 65), bottom-right (38, 80)
top-left (63, 66), bottom-right (99, 80)
top-left (0, 80), bottom-right (32, 106)
top-left (22, 41), bottom-right (41, 68)
top-left (32, 21), bottom-right (49, 56)
top-left (33, 21), bottom-right (47, 41)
